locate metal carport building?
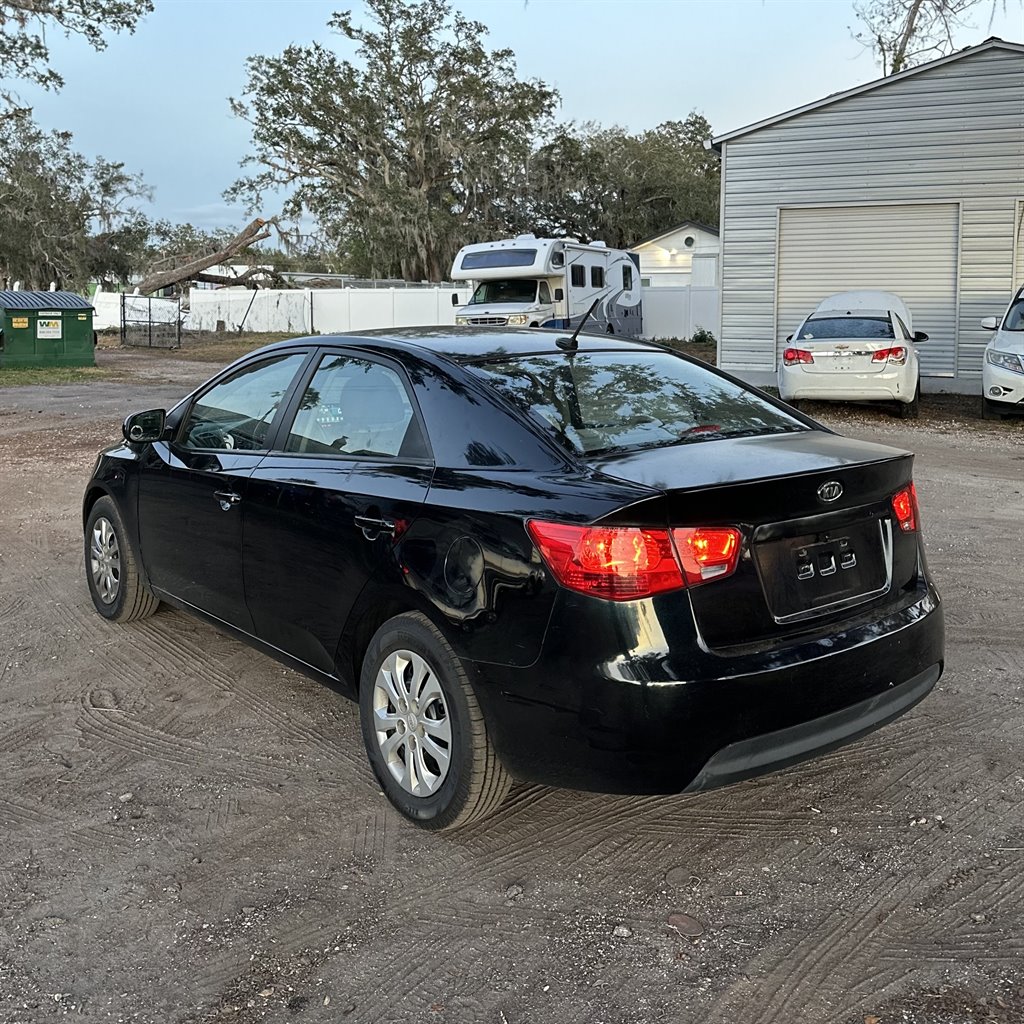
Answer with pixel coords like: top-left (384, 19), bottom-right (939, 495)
top-left (711, 37), bottom-right (1024, 393)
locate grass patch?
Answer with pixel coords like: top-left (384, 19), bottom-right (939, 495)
top-left (173, 331), bottom-right (304, 364)
top-left (0, 364), bottom-right (119, 388)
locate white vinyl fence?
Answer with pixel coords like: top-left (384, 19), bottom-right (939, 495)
top-left (187, 286), bottom-right (471, 334)
top-left (93, 290), bottom-right (182, 331)
top-left (640, 286), bottom-right (720, 341)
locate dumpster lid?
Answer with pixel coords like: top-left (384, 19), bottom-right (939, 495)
top-left (0, 290), bottom-right (94, 311)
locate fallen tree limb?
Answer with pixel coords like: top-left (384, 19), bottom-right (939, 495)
top-left (135, 217), bottom-right (272, 294)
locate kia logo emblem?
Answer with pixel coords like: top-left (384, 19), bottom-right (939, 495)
top-left (818, 480), bottom-right (843, 503)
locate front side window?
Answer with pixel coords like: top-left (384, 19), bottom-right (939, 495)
top-left (179, 352), bottom-right (307, 451)
top-left (469, 279), bottom-right (537, 305)
top-left (538, 281), bottom-right (551, 304)
top-left (283, 354), bottom-right (424, 459)
top-left (469, 352), bottom-right (805, 457)
top-left (799, 316), bottom-right (895, 340)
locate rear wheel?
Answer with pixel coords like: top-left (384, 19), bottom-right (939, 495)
top-left (359, 612), bottom-right (511, 830)
top-left (896, 382), bottom-right (920, 420)
top-left (85, 496), bottom-right (160, 622)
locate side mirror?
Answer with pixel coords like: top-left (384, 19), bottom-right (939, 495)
top-left (123, 408), bottom-right (166, 444)
top-left (980, 316), bottom-right (999, 331)
top-left (451, 293), bottom-right (459, 307)
top-left (786, 334), bottom-right (793, 342)
top-left (554, 288), bottom-right (564, 302)
top-left (913, 331), bottom-right (929, 343)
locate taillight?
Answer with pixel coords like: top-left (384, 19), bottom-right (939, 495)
top-left (871, 347), bottom-right (908, 365)
top-left (672, 527), bottom-right (743, 586)
top-left (891, 483), bottom-right (919, 532)
top-left (783, 348), bottom-right (814, 365)
top-left (527, 521), bottom-right (684, 600)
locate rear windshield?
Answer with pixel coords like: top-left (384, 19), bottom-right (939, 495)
top-left (799, 316), bottom-right (894, 340)
top-left (469, 351), bottom-right (806, 457)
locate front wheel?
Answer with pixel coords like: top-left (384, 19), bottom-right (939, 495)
top-left (85, 496), bottom-right (160, 622)
top-left (359, 613), bottom-right (511, 830)
top-left (982, 397), bottom-right (1007, 421)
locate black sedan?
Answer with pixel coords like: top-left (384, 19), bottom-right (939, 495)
top-left (83, 329), bottom-right (944, 829)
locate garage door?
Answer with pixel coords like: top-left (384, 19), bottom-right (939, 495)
top-left (1014, 200), bottom-right (1024, 292)
top-left (777, 204), bottom-right (959, 377)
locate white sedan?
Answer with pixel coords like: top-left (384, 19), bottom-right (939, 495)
top-left (779, 291), bottom-right (927, 419)
top-left (980, 285), bottom-right (1024, 419)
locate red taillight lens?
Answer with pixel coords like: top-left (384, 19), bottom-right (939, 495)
top-left (672, 527), bottom-right (743, 586)
top-left (871, 346), bottom-right (908, 365)
top-left (891, 483), bottom-right (919, 532)
top-left (527, 521), bottom-right (684, 600)
top-left (783, 347), bottom-right (814, 365)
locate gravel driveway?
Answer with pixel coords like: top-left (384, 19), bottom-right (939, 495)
top-left (1, 348), bottom-right (1022, 1023)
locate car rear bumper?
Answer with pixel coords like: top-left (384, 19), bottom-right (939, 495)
top-left (779, 366), bottom-right (915, 402)
top-left (469, 577), bottom-right (943, 794)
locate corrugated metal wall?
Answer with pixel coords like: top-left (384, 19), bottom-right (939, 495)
top-left (776, 204), bottom-right (959, 376)
top-left (719, 45), bottom-right (1024, 388)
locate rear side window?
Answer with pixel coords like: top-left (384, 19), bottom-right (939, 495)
top-left (469, 352), bottom-right (805, 457)
top-left (799, 317), bottom-right (895, 340)
top-left (283, 353), bottom-right (425, 458)
top-left (623, 264), bottom-right (633, 290)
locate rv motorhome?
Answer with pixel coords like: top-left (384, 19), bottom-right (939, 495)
top-left (450, 234), bottom-right (642, 336)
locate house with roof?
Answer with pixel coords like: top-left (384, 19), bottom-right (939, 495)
top-left (628, 221), bottom-right (720, 288)
top-left (711, 37), bottom-right (1024, 393)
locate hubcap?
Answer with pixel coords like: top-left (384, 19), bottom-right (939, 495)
top-left (372, 649), bottom-right (452, 797)
top-left (90, 517), bottom-right (121, 604)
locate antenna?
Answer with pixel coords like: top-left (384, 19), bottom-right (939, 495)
top-left (556, 297), bottom-right (601, 351)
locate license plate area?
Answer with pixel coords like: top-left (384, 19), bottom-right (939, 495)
top-left (754, 518), bottom-right (891, 623)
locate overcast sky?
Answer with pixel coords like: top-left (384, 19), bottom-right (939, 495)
top-left (18, 0), bottom-right (1024, 230)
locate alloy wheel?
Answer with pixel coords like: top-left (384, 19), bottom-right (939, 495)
top-left (90, 517), bottom-right (121, 604)
top-left (372, 649), bottom-right (452, 797)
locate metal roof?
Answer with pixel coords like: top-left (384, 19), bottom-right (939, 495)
top-left (710, 38), bottom-right (1024, 149)
top-left (0, 290), bottom-right (93, 311)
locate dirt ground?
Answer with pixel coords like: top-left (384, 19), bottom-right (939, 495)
top-left (2, 345), bottom-right (1023, 1024)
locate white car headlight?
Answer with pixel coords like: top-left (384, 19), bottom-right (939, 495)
top-left (986, 349), bottom-right (1024, 374)
top-left (507, 314), bottom-right (529, 327)
top-left (455, 316), bottom-right (469, 325)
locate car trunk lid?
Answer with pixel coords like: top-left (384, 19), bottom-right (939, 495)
top-left (796, 338), bottom-right (900, 375)
top-left (591, 431), bottom-right (919, 649)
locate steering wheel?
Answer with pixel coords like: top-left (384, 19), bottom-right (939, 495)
top-left (188, 423), bottom-right (234, 450)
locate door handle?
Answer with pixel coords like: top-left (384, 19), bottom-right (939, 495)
top-left (354, 514), bottom-right (396, 538)
top-left (214, 490), bottom-right (242, 511)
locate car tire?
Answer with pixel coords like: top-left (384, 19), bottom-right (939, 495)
top-left (896, 383), bottom-right (920, 420)
top-left (982, 397), bottom-right (1007, 421)
top-left (359, 612), bottom-right (512, 830)
top-left (85, 496), bottom-right (160, 622)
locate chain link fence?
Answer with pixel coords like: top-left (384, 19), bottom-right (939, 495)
top-left (120, 294), bottom-right (182, 349)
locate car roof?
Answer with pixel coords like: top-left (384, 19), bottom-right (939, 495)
top-left (247, 326), bottom-right (665, 365)
top-left (812, 291), bottom-right (911, 325)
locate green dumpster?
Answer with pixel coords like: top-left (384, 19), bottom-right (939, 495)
top-left (0, 290), bottom-right (95, 368)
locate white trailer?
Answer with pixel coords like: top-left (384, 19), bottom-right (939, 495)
top-left (450, 234), bottom-right (643, 336)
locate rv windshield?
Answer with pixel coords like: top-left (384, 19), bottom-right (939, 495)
top-left (469, 280), bottom-right (539, 305)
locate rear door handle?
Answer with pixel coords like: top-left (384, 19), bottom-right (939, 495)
top-left (354, 514), bottom-right (395, 538)
top-left (214, 490), bottom-right (242, 510)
